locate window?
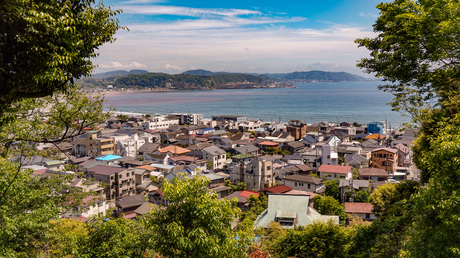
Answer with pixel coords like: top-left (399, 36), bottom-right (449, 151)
top-left (295, 182), bottom-right (297, 186)
top-left (308, 184), bottom-right (311, 189)
top-left (366, 213), bottom-right (370, 219)
top-left (119, 174), bottom-right (122, 179)
top-left (132, 171), bottom-right (134, 176)
top-left (126, 173), bottom-right (129, 177)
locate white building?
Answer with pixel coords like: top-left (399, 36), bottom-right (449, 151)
top-left (244, 157), bottom-right (275, 191)
top-left (116, 133), bottom-right (146, 157)
top-left (169, 113), bottom-right (203, 125)
top-left (141, 115), bottom-right (179, 131)
top-left (202, 146), bottom-right (227, 170)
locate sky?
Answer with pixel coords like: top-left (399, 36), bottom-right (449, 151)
top-left (94, 0), bottom-right (382, 76)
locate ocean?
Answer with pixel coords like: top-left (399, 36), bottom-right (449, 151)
top-left (103, 81), bottom-right (411, 128)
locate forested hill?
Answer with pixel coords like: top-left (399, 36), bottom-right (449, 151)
top-left (79, 69), bottom-right (367, 89)
top-left (264, 70), bottom-right (366, 82)
top-left (113, 72), bottom-right (264, 89)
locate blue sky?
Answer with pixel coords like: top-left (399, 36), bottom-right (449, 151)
top-left (95, 0), bottom-right (382, 76)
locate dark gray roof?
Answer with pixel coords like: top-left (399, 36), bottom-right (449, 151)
top-left (233, 145), bottom-right (260, 154)
top-left (284, 175), bottom-right (323, 185)
top-left (134, 202), bottom-right (157, 215)
top-left (87, 165), bottom-right (125, 176)
top-left (117, 194), bottom-right (147, 209)
top-left (138, 143), bottom-right (160, 153)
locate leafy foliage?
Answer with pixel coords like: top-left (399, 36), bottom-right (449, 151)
top-left (271, 222), bottom-right (351, 258)
top-left (148, 175), bottom-right (244, 257)
top-left (324, 180), bottom-right (340, 200)
top-left (312, 195), bottom-right (347, 223)
top-left (355, 0), bottom-right (460, 117)
top-left (0, 0), bottom-right (121, 110)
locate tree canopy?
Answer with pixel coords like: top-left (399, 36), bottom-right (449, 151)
top-left (355, 0), bottom-right (460, 117)
top-left (0, 0), bottom-right (121, 110)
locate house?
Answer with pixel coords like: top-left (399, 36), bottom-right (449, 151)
top-left (283, 141), bottom-right (305, 153)
top-left (257, 141), bottom-right (279, 151)
top-left (223, 190), bottom-right (259, 211)
top-left (339, 179), bottom-right (370, 201)
top-left (260, 185), bottom-right (293, 195)
top-left (86, 165), bottom-right (136, 200)
top-left (343, 153), bottom-right (368, 169)
top-left (253, 194), bottom-right (339, 229)
top-left (202, 145), bottom-right (227, 170)
top-left (321, 145), bottom-right (339, 166)
top-left (62, 195), bottom-right (108, 219)
top-left (148, 189), bottom-right (168, 206)
top-left (286, 120), bottom-right (307, 140)
top-left (344, 202), bottom-right (376, 222)
top-left (144, 153), bottom-right (170, 165)
top-left (115, 194), bottom-right (147, 218)
top-left (244, 157), bottom-right (275, 191)
top-left (158, 145), bottom-right (191, 156)
top-left (71, 130), bottom-right (116, 157)
top-left (283, 175), bottom-right (323, 193)
top-left (137, 143), bottom-right (160, 156)
top-left (393, 143), bottom-right (412, 166)
top-left (358, 167), bottom-right (389, 181)
top-left (371, 148), bottom-right (399, 173)
top-left (318, 164), bottom-right (353, 180)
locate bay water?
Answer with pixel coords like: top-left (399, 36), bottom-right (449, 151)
top-left (103, 81), bottom-right (411, 128)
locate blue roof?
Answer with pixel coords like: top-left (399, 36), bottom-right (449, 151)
top-left (96, 154), bottom-right (122, 161)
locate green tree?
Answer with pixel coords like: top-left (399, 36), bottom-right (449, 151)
top-left (312, 195), bottom-right (346, 223)
top-left (355, 0), bottom-right (460, 117)
top-left (271, 221), bottom-right (351, 258)
top-left (0, 0), bottom-right (121, 110)
top-left (0, 160), bottom-right (78, 256)
top-left (324, 179), bottom-right (340, 200)
top-left (406, 112), bottom-right (460, 257)
top-left (148, 175), bottom-right (244, 257)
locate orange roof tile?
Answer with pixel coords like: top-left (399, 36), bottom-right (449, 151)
top-left (318, 164), bottom-right (352, 174)
top-left (261, 185), bottom-right (293, 194)
top-left (344, 202), bottom-right (374, 214)
top-left (159, 145), bottom-right (191, 155)
top-left (364, 134), bottom-right (386, 140)
top-left (240, 190), bottom-right (259, 198)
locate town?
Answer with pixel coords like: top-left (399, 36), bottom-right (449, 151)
top-left (25, 112), bottom-right (418, 226)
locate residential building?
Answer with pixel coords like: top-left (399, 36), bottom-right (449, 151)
top-left (358, 167), bottom-right (389, 181)
top-left (212, 115), bottom-right (247, 123)
top-left (253, 194), bottom-right (339, 229)
top-left (371, 148), bottom-right (399, 173)
top-left (86, 165), bottom-right (136, 200)
top-left (202, 145), bottom-right (227, 170)
top-left (367, 121), bottom-right (385, 134)
top-left (141, 115), bottom-right (179, 131)
top-left (318, 164), bottom-right (353, 180)
top-left (344, 202), bottom-right (376, 222)
top-left (286, 119), bottom-right (307, 140)
top-left (72, 130), bottom-right (116, 157)
top-left (244, 157), bottom-right (275, 191)
top-left (169, 113), bottom-right (203, 125)
top-left (283, 175), bottom-right (323, 192)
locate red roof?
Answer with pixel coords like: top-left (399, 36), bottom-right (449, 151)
top-left (240, 190), bottom-right (259, 198)
top-left (318, 164), bottom-right (352, 174)
top-left (261, 184), bottom-right (293, 194)
top-left (344, 202), bottom-right (374, 214)
top-left (258, 141), bottom-right (278, 146)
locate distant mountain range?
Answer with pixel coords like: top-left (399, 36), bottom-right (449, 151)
top-left (92, 69), bottom-right (149, 78)
top-left (93, 69), bottom-right (366, 82)
top-left (180, 69), bottom-right (366, 82)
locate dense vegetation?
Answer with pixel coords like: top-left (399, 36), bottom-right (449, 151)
top-left (1, 0), bottom-right (459, 257)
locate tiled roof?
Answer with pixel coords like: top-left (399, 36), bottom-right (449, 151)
top-left (159, 145), bottom-right (191, 155)
top-left (318, 164), bottom-right (352, 174)
top-left (344, 202), bottom-right (374, 214)
top-left (364, 134), bottom-right (386, 140)
top-left (284, 175), bottom-right (323, 185)
top-left (87, 165), bottom-right (125, 176)
top-left (240, 190), bottom-right (259, 198)
top-left (371, 147), bottom-right (398, 154)
top-left (261, 185), bottom-right (293, 194)
top-left (258, 141), bottom-right (279, 146)
top-left (358, 167), bottom-right (388, 177)
top-left (117, 194), bottom-right (146, 209)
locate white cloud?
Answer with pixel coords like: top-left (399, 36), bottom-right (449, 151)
top-left (119, 5), bottom-right (261, 17)
top-left (97, 61), bottom-right (148, 70)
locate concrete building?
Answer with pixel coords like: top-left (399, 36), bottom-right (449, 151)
top-left (244, 157), bottom-right (275, 191)
top-left (286, 119), bottom-right (307, 141)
